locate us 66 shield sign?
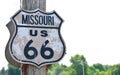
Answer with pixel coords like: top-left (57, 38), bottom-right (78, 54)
top-left (9, 9), bottom-right (66, 68)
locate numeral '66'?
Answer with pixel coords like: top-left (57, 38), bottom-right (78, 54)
top-left (24, 40), bottom-right (54, 59)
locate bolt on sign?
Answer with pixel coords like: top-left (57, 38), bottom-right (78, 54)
top-left (9, 9), bottom-right (65, 68)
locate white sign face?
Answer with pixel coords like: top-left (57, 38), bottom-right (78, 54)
top-left (9, 9), bottom-right (65, 67)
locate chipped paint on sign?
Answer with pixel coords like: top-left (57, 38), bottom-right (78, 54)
top-left (9, 9), bottom-right (65, 68)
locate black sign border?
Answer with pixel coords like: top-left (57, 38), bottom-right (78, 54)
top-left (10, 9), bottom-right (66, 67)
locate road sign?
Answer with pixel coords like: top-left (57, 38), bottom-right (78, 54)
top-left (9, 9), bottom-right (65, 68)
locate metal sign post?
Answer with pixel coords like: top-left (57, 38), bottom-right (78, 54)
top-left (5, 0), bottom-right (65, 75)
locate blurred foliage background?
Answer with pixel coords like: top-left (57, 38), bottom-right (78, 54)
top-left (1, 54), bottom-right (120, 75)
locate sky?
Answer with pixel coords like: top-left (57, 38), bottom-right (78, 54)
top-left (1, 0), bottom-right (120, 69)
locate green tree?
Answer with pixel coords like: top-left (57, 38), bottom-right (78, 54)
top-left (70, 54), bottom-right (88, 75)
top-left (93, 63), bottom-right (105, 71)
top-left (8, 64), bottom-right (20, 75)
top-left (99, 71), bottom-right (108, 75)
top-left (110, 64), bottom-right (120, 75)
top-left (48, 63), bottom-right (77, 75)
top-left (87, 66), bottom-right (96, 75)
top-left (48, 63), bottom-right (66, 75)
top-left (61, 67), bottom-right (77, 75)
top-left (0, 67), bottom-right (6, 75)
